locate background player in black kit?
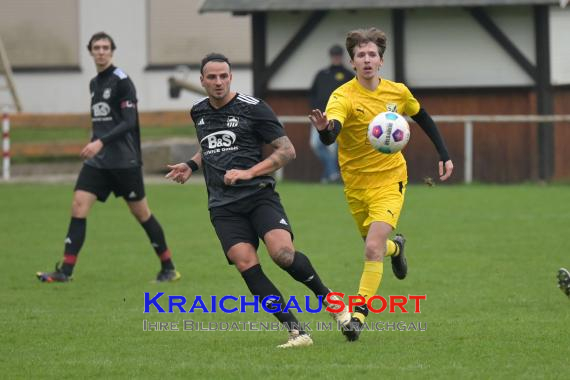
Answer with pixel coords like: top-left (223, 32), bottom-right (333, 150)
top-left (166, 53), bottom-right (349, 348)
top-left (308, 44), bottom-right (353, 183)
top-left (36, 32), bottom-right (180, 283)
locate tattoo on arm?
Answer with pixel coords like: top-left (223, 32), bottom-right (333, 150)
top-left (268, 136), bottom-right (296, 169)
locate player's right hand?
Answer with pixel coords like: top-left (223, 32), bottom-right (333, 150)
top-left (165, 163), bottom-right (192, 184)
top-left (80, 140), bottom-right (103, 159)
top-left (308, 109), bottom-right (329, 131)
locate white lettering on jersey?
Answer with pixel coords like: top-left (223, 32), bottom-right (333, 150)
top-left (92, 102), bottom-right (111, 117)
top-left (201, 130), bottom-right (237, 149)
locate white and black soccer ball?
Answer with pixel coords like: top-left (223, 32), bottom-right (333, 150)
top-left (367, 112), bottom-right (411, 154)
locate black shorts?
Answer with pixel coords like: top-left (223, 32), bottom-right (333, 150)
top-left (74, 164), bottom-right (146, 202)
top-left (209, 187), bottom-right (294, 263)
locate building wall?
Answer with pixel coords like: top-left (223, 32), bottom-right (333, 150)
top-left (148, 0), bottom-right (251, 66)
top-left (1, 0), bottom-right (252, 113)
top-left (553, 88), bottom-right (570, 179)
top-left (2, 3), bottom-right (569, 113)
top-left (550, 7), bottom-right (570, 85)
top-left (266, 6), bottom-right (569, 90)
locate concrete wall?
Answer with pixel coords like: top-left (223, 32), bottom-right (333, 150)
top-left (3, 0), bottom-right (252, 114)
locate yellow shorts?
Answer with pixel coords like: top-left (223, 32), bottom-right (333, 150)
top-left (344, 181), bottom-right (407, 238)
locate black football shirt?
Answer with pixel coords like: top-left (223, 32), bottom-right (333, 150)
top-left (190, 93), bottom-right (286, 208)
top-left (87, 65), bottom-right (142, 169)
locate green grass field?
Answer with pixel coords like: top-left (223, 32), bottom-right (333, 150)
top-left (1, 182), bottom-right (569, 379)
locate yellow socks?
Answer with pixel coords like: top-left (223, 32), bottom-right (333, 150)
top-left (385, 239), bottom-right (400, 257)
top-left (354, 261), bottom-right (384, 323)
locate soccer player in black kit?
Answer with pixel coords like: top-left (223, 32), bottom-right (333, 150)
top-left (36, 32), bottom-right (180, 283)
top-left (166, 53), bottom-right (350, 348)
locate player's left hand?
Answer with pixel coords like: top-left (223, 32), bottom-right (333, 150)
top-left (439, 160), bottom-right (454, 181)
top-left (224, 169), bottom-right (253, 185)
top-left (80, 140), bottom-right (103, 159)
top-left (308, 109), bottom-right (330, 131)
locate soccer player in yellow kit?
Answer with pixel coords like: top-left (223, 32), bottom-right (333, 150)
top-left (309, 27), bottom-right (454, 341)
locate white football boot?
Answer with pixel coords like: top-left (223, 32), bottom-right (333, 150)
top-left (277, 330), bottom-right (313, 348)
top-left (323, 291), bottom-right (351, 327)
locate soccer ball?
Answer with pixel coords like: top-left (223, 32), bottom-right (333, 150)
top-left (367, 112), bottom-right (410, 154)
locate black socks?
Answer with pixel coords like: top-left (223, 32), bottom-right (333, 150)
top-left (141, 215), bottom-right (174, 270)
top-left (241, 264), bottom-right (301, 330)
top-left (61, 217), bottom-right (86, 275)
top-left (283, 251), bottom-right (330, 298)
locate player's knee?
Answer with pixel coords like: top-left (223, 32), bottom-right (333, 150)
top-left (71, 198), bottom-right (89, 217)
top-left (364, 240), bottom-right (385, 261)
top-left (234, 258), bottom-right (258, 272)
top-left (131, 208), bottom-right (151, 222)
top-left (129, 203), bottom-right (151, 222)
top-left (270, 247), bottom-right (295, 268)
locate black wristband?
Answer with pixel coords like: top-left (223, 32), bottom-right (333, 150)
top-left (186, 159), bottom-right (199, 172)
top-left (318, 119), bottom-right (342, 145)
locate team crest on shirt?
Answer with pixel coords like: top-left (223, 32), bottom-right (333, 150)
top-left (227, 116), bottom-right (239, 128)
top-left (386, 103), bottom-right (397, 112)
top-left (103, 88), bottom-right (112, 99)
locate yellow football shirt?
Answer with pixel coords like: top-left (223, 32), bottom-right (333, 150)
top-left (325, 77), bottom-right (420, 189)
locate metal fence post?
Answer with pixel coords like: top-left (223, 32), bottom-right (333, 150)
top-left (2, 109), bottom-right (10, 180)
